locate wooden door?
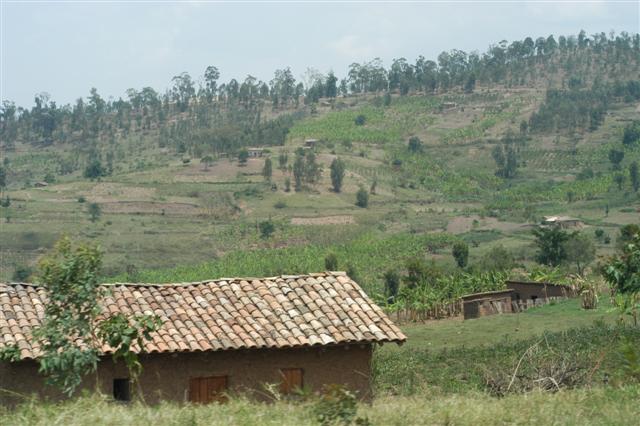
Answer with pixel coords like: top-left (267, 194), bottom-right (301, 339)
top-left (189, 376), bottom-right (228, 404)
top-left (279, 368), bottom-right (303, 394)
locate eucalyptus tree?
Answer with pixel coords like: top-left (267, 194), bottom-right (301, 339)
top-left (171, 72), bottom-right (196, 112)
top-left (204, 65), bottom-right (220, 102)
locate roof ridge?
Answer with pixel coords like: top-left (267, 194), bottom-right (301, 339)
top-left (2, 271), bottom-right (349, 288)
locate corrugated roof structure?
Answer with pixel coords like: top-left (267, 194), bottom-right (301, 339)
top-left (0, 272), bottom-right (405, 360)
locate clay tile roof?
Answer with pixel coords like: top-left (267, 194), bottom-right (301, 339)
top-left (0, 272), bottom-right (405, 360)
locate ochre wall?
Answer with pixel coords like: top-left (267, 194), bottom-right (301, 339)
top-left (0, 344), bottom-right (373, 405)
top-left (462, 294), bottom-right (513, 320)
top-left (507, 282), bottom-right (573, 301)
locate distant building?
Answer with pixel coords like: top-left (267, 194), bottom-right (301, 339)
top-left (461, 290), bottom-right (514, 320)
top-left (34, 182), bottom-right (48, 188)
top-left (246, 147), bottom-right (264, 158)
top-left (304, 139), bottom-right (318, 148)
top-left (543, 216), bottom-right (584, 229)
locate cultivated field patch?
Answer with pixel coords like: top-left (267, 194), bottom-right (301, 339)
top-left (291, 215), bottom-right (355, 225)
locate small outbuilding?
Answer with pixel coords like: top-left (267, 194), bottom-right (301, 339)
top-left (246, 147), bottom-right (264, 158)
top-left (506, 280), bottom-right (574, 303)
top-left (0, 272), bottom-right (405, 405)
top-left (543, 216), bottom-right (584, 229)
top-left (304, 139), bottom-right (318, 148)
top-left (461, 289), bottom-right (514, 320)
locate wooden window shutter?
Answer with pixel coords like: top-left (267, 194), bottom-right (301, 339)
top-left (189, 376), bottom-right (228, 404)
top-left (280, 368), bottom-right (303, 394)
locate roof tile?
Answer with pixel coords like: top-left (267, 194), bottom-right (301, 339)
top-left (0, 273), bottom-right (405, 359)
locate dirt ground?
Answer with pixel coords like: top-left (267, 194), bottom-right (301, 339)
top-left (174, 158), bottom-right (264, 182)
top-left (291, 215), bottom-right (355, 225)
top-left (446, 215), bottom-right (526, 234)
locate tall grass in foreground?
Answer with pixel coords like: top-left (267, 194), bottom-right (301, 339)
top-left (2, 386), bottom-right (639, 426)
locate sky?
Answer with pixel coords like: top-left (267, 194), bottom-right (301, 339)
top-left (1, 1), bottom-right (639, 108)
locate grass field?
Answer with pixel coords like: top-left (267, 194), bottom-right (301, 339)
top-left (2, 386), bottom-right (639, 426)
top-left (388, 297), bottom-right (616, 352)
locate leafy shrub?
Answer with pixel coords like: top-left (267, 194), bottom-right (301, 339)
top-left (274, 200), bottom-right (287, 209)
top-left (452, 241), bottom-right (469, 268)
top-left (354, 114), bottom-right (366, 126)
top-left (312, 384), bottom-right (359, 426)
top-left (355, 187), bottom-right (369, 208)
top-left (622, 120), bottom-right (640, 146)
top-left (259, 220), bottom-right (275, 239)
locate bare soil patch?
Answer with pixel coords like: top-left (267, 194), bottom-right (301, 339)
top-left (291, 215), bottom-right (355, 225)
top-left (175, 158), bottom-right (264, 182)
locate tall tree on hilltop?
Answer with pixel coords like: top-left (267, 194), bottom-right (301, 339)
top-left (204, 66), bottom-right (220, 102)
top-left (293, 155), bottom-right (305, 191)
top-left (330, 158), bottom-right (345, 192)
top-left (533, 226), bottom-right (569, 266)
top-left (262, 157), bottom-right (273, 181)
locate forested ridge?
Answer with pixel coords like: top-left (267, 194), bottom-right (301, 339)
top-left (1, 30), bottom-right (638, 160)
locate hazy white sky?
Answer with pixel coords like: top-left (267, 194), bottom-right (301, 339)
top-left (1, 1), bottom-right (638, 107)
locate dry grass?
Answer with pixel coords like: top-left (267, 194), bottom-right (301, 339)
top-left (1, 386), bottom-right (638, 426)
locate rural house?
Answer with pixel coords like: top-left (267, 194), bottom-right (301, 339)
top-left (0, 272), bottom-right (405, 405)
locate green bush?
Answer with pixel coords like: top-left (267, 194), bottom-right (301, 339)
top-left (356, 188), bottom-right (369, 208)
top-left (312, 385), bottom-right (359, 426)
top-left (259, 220), bottom-right (275, 239)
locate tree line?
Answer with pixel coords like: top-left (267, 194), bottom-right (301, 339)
top-left (2, 30), bottom-right (638, 152)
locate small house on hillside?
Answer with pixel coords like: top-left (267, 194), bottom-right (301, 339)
top-left (506, 280), bottom-right (575, 303)
top-left (304, 139), bottom-right (318, 148)
top-left (34, 182), bottom-right (48, 188)
top-left (461, 289), bottom-right (514, 320)
top-left (0, 272), bottom-right (405, 405)
top-left (543, 215), bottom-right (584, 229)
top-left (246, 147), bottom-right (264, 158)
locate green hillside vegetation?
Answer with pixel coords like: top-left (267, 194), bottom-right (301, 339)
top-left (1, 30), bottom-right (639, 293)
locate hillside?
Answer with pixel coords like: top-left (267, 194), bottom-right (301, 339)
top-left (1, 32), bottom-right (639, 287)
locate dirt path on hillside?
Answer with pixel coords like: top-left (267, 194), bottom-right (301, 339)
top-left (291, 215), bottom-right (355, 225)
